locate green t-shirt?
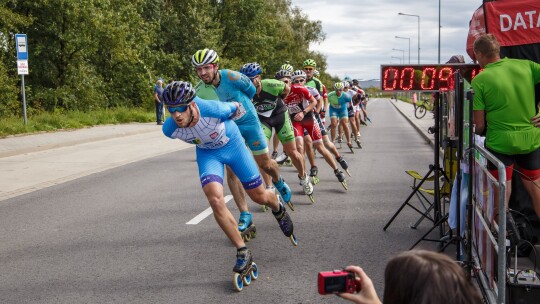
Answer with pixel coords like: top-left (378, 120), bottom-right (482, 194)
top-left (472, 57), bottom-right (540, 154)
top-left (195, 80), bottom-right (219, 100)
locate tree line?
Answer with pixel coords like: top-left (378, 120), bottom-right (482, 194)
top-left (0, 0), bottom-right (332, 117)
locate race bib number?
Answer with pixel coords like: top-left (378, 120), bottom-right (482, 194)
top-left (232, 102), bottom-right (247, 121)
top-left (287, 104), bottom-right (302, 114)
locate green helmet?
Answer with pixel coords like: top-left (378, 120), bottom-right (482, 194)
top-left (191, 48), bottom-right (220, 67)
top-left (280, 63), bottom-right (294, 73)
top-left (303, 59), bottom-right (317, 68)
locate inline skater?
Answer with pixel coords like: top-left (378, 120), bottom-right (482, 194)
top-left (239, 63), bottom-right (314, 204)
top-left (192, 49), bottom-right (292, 239)
top-left (342, 81), bottom-right (359, 152)
top-left (284, 70), bottom-right (348, 189)
top-left (272, 62), bottom-right (296, 165)
top-left (328, 82), bottom-right (355, 154)
top-left (303, 60), bottom-right (351, 176)
top-left (161, 81), bottom-right (297, 291)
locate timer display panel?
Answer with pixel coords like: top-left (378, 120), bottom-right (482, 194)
top-left (380, 64), bottom-right (482, 92)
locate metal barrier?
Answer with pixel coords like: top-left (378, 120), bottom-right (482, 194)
top-left (471, 143), bottom-right (507, 304)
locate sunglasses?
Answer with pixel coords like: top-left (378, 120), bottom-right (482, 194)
top-left (282, 79), bottom-right (290, 84)
top-left (167, 105), bottom-right (189, 113)
top-left (293, 79), bottom-right (306, 83)
top-left (304, 67), bottom-right (314, 71)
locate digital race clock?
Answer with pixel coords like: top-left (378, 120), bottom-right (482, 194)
top-left (380, 64), bottom-right (482, 92)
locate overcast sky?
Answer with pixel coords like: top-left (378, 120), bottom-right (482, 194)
top-left (291, 0), bottom-right (482, 80)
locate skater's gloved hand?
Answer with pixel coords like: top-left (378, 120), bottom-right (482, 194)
top-left (320, 110), bottom-right (326, 119)
top-left (338, 266), bottom-right (381, 304)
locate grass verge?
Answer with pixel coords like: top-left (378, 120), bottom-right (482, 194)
top-left (0, 108), bottom-right (155, 138)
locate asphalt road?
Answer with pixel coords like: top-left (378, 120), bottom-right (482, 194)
top-left (0, 99), bottom-right (441, 303)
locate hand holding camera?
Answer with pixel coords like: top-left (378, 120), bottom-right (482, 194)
top-left (318, 270), bottom-right (360, 295)
top-left (319, 266), bottom-right (381, 304)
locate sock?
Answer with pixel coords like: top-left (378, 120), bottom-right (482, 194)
top-left (237, 246), bottom-right (247, 252)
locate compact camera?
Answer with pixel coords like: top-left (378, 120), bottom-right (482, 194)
top-left (318, 270), bottom-right (360, 295)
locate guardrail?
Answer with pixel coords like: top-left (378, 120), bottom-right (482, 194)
top-left (471, 143), bottom-right (507, 304)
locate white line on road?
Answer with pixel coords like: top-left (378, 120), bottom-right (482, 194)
top-left (186, 195), bottom-right (233, 225)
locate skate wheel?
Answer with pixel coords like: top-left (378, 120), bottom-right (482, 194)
top-left (311, 176), bottom-right (319, 185)
top-left (251, 231), bottom-right (256, 239)
top-left (261, 205), bottom-right (268, 212)
top-left (250, 263), bottom-right (259, 280)
top-left (341, 181), bottom-right (348, 190)
top-left (290, 234), bottom-right (298, 246)
top-left (233, 273), bottom-right (243, 291)
top-left (309, 195), bottom-right (315, 204)
top-left (243, 272), bottom-right (252, 286)
top-left (345, 169), bottom-right (351, 177)
top-left (287, 201), bottom-right (295, 211)
top-left (244, 234), bottom-right (251, 241)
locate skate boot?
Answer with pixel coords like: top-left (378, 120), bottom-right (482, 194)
top-left (276, 152), bottom-right (289, 165)
top-left (274, 176), bottom-right (293, 211)
top-left (356, 139), bottom-right (362, 149)
top-left (334, 168), bottom-right (348, 190)
top-left (309, 166), bottom-right (320, 185)
top-left (272, 199), bottom-right (298, 246)
top-left (336, 156), bottom-right (351, 177)
top-left (238, 211), bottom-right (256, 241)
top-left (347, 142), bottom-right (355, 153)
top-left (233, 247), bottom-right (258, 292)
top-left (299, 173), bottom-right (315, 204)
top-left (271, 151), bottom-right (278, 160)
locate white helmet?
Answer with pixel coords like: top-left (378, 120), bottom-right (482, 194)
top-left (291, 70), bottom-right (307, 80)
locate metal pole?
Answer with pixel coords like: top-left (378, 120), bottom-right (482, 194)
top-left (438, 0), bottom-right (441, 63)
top-left (395, 36), bottom-right (411, 64)
top-left (418, 16), bottom-right (421, 64)
top-left (21, 75), bottom-right (27, 125)
top-left (398, 13), bottom-right (421, 64)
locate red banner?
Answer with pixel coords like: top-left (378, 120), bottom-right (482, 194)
top-left (485, 0), bottom-right (540, 47)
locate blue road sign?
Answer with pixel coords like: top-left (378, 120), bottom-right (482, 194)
top-left (15, 34), bottom-right (28, 60)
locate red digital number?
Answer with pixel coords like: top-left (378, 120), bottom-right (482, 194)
top-left (438, 67), bottom-right (454, 91)
top-left (470, 67), bottom-right (483, 81)
top-left (399, 67), bottom-right (414, 91)
top-left (420, 68), bottom-right (436, 90)
top-left (383, 68), bottom-right (398, 91)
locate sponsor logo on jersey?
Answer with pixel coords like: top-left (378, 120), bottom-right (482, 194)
top-left (210, 132), bottom-right (218, 139)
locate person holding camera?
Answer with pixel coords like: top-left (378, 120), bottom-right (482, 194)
top-left (336, 250), bottom-right (482, 304)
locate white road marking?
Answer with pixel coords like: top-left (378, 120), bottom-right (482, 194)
top-left (186, 195), bottom-right (233, 225)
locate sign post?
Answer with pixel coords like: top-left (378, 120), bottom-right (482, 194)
top-left (15, 34), bottom-right (28, 125)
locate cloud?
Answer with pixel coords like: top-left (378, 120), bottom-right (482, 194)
top-left (292, 0), bottom-right (481, 80)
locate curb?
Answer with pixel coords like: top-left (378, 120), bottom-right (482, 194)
top-left (389, 99), bottom-right (435, 148)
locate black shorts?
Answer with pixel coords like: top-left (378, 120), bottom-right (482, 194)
top-left (486, 146), bottom-right (540, 181)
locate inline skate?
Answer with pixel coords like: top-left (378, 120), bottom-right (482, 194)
top-left (334, 168), bottom-right (348, 190)
top-left (233, 248), bottom-right (258, 292)
top-left (336, 156), bottom-right (351, 177)
top-left (238, 211), bottom-right (256, 241)
top-left (299, 173), bottom-right (315, 204)
top-left (272, 199), bottom-right (298, 246)
top-left (309, 166), bottom-right (320, 185)
top-left (274, 176), bottom-right (293, 211)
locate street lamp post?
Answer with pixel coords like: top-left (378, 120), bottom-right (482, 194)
top-left (438, 0), bottom-right (441, 63)
top-left (395, 36), bottom-right (411, 64)
top-left (391, 56), bottom-right (402, 64)
top-left (398, 12), bottom-right (420, 64)
top-left (392, 48), bottom-right (405, 64)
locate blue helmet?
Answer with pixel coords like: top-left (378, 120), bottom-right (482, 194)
top-left (239, 62), bottom-right (263, 78)
top-left (163, 81), bottom-right (196, 106)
